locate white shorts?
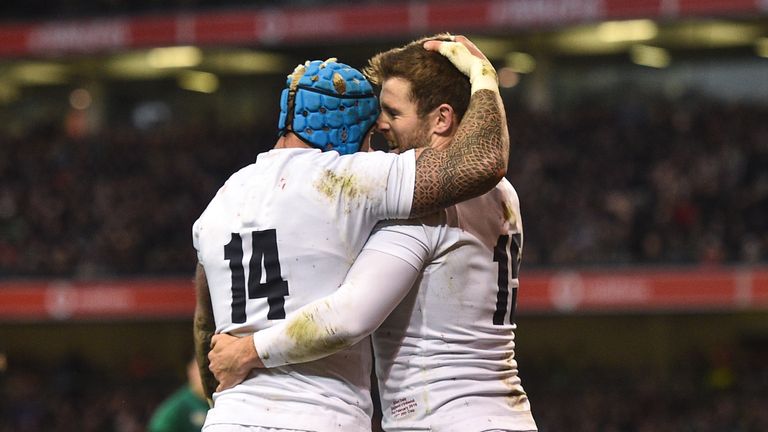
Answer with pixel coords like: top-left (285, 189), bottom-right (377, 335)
top-left (203, 426), bottom-right (309, 432)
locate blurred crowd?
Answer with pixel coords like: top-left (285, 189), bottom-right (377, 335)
top-left (1, 93), bottom-right (766, 278)
top-left (509, 94), bottom-right (768, 267)
top-left (0, 122), bottom-right (274, 277)
top-left (2, 343), bottom-right (766, 431)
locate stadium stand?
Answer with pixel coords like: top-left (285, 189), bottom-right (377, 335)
top-left (0, 93), bottom-right (766, 277)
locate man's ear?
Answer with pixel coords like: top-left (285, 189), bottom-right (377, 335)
top-left (432, 103), bottom-right (455, 135)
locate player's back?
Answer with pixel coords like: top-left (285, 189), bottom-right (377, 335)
top-left (372, 179), bottom-right (537, 432)
top-left (194, 147), bottom-right (414, 432)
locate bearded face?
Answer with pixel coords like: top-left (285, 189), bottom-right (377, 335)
top-left (376, 77), bottom-right (433, 154)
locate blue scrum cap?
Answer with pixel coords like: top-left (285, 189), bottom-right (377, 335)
top-left (278, 58), bottom-right (380, 155)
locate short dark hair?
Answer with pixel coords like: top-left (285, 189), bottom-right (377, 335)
top-left (364, 34), bottom-right (471, 120)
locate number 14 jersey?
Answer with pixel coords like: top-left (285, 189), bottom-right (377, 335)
top-left (193, 147), bottom-right (415, 432)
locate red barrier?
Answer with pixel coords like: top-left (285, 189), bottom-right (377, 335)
top-left (1, 267), bottom-right (767, 321)
top-left (0, 279), bottom-right (195, 321)
top-left (521, 267), bottom-right (768, 313)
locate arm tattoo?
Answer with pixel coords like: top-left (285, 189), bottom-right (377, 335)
top-left (410, 89), bottom-right (508, 217)
top-left (193, 262), bottom-right (219, 400)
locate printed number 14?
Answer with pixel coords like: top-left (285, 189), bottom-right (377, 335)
top-left (224, 230), bottom-right (289, 324)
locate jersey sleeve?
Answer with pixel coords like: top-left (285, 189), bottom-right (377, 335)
top-left (253, 246), bottom-right (426, 368)
top-left (380, 150), bottom-right (416, 219)
top-left (361, 219), bottom-right (433, 271)
top-left (340, 149), bottom-right (416, 219)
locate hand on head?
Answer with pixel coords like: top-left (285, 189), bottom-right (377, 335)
top-left (423, 34), bottom-right (497, 94)
top-left (423, 34), bottom-right (488, 62)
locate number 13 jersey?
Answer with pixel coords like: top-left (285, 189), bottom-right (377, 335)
top-left (193, 147), bottom-right (415, 432)
top-left (366, 179), bottom-right (537, 432)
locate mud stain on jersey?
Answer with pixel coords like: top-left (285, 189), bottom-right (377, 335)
top-left (503, 355), bottom-right (530, 409)
top-left (502, 200), bottom-right (517, 226)
top-left (315, 169), bottom-right (361, 199)
top-left (314, 169), bottom-right (373, 213)
top-left (285, 306), bottom-right (351, 362)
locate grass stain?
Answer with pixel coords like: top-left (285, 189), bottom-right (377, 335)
top-left (285, 308), bottom-right (351, 363)
top-left (314, 169), bottom-right (363, 202)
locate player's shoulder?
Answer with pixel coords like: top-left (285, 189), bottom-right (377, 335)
top-left (260, 147), bottom-right (368, 167)
top-left (495, 177), bottom-right (516, 192)
top-left (332, 148), bottom-right (406, 166)
top-left (259, 147), bottom-right (410, 166)
top-left (495, 177), bottom-right (519, 202)
top-left (227, 163), bottom-right (257, 182)
top-left (303, 149), bottom-right (412, 178)
top-left (496, 178), bottom-right (522, 231)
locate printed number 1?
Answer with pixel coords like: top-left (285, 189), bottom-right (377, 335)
top-left (493, 233), bottom-right (522, 325)
top-left (224, 229), bottom-right (289, 323)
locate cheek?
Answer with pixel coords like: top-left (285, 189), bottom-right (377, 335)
top-left (394, 124), bottom-right (427, 151)
top-left (393, 118), bottom-right (417, 138)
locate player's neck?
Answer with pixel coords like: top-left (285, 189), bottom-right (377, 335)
top-left (430, 134), bottom-right (453, 151)
top-left (274, 133), bottom-right (312, 150)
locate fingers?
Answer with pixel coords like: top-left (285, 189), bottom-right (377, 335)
top-left (215, 373), bottom-right (236, 392)
top-left (423, 34), bottom-right (498, 94)
top-left (452, 35), bottom-right (488, 61)
top-left (215, 380), bottom-right (235, 393)
top-left (211, 333), bottom-right (236, 349)
top-left (424, 40), bottom-right (477, 77)
top-left (423, 35), bottom-right (487, 62)
top-left (211, 367), bottom-right (241, 393)
top-left (208, 355), bottom-right (232, 393)
top-left (207, 334), bottom-right (250, 394)
top-left (422, 40), bottom-right (441, 52)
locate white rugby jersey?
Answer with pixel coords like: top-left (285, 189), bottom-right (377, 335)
top-left (367, 179), bottom-right (537, 432)
top-left (250, 179), bottom-right (536, 431)
top-left (192, 147), bottom-right (415, 432)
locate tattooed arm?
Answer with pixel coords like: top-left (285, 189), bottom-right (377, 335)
top-left (193, 262), bottom-right (218, 403)
top-left (409, 36), bottom-right (509, 217)
top-left (410, 89), bottom-right (507, 216)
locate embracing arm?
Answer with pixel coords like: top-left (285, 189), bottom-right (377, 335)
top-left (409, 36), bottom-right (509, 217)
top-left (208, 244), bottom-right (423, 390)
top-left (253, 249), bottom-right (420, 366)
top-left (192, 262), bottom-right (218, 402)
